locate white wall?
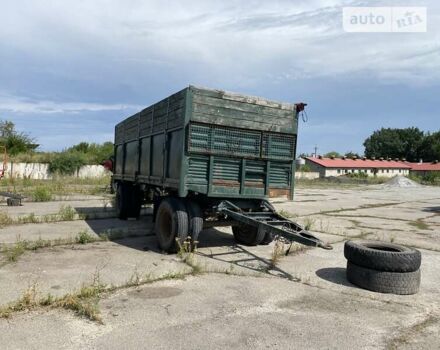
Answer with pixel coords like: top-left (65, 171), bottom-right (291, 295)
top-left (304, 160), bottom-right (410, 178)
top-left (295, 171), bottom-right (320, 180)
top-left (328, 168), bottom-right (410, 178)
top-left (2, 162), bottom-right (109, 179)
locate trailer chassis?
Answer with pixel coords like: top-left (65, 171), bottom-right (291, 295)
top-left (217, 200), bottom-right (332, 250)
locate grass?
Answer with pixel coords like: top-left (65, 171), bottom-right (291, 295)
top-left (0, 231), bottom-right (103, 265)
top-left (0, 284), bottom-right (39, 318)
top-left (58, 205), bottom-right (77, 221)
top-left (408, 219), bottom-right (430, 230)
top-left (0, 275), bottom-right (106, 323)
top-left (303, 217), bottom-right (315, 231)
top-left (387, 314), bottom-right (438, 350)
top-left (177, 237), bottom-right (203, 274)
top-left (278, 209), bottom-right (295, 218)
top-left (31, 186), bottom-right (53, 202)
top-left (76, 230), bottom-right (96, 244)
top-left (0, 205), bottom-right (86, 229)
top-left (2, 241), bottom-right (27, 262)
top-left (270, 239), bottom-right (285, 268)
top-left (0, 211), bottom-right (13, 227)
top-left (295, 176), bottom-right (389, 189)
top-left (0, 176), bottom-right (111, 198)
top-left (0, 268), bottom-right (193, 323)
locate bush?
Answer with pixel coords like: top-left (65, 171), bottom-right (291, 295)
top-left (32, 186), bottom-right (53, 202)
top-left (410, 171), bottom-right (440, 186)
top-left (299, 164), bottom-right (312, 172)
top-left (76, 230), bottom-right (95, 244)
top-left (67, 142), bottom-right (114, 164)
top-left (347, 172), bottom-right (368, 179)
top-left (48, 152), bottom-right (86, 175)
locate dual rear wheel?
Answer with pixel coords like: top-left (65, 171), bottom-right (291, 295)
top-left (154, 198), bottom-right (273, 252)
top-left (154, 198), bottom-right (203, 253)
top-left (116, 185), bottom-right (274, 252)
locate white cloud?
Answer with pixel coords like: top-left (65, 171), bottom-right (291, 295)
top-left (0, 0), bottom-right (438, 152)
top-left (0, 94), bottom-right (141, 114)
top-left (0, 0), bottom-right (438, 92)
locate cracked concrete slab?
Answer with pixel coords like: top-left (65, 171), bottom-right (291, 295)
top-left (0, 184), bottom-right (439, 349)
top-left (0, 274), bottom-right (432, 350)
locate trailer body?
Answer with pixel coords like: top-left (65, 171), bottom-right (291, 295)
top-left (113, 86), bottom-right (298, 200)
top-left (112, 86), bottom-right (330, 252)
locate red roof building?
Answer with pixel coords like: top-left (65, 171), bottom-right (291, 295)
top-left (406, 161), bottom-right (440, 176)
top-left (304, 157), bottom-right (411, 178)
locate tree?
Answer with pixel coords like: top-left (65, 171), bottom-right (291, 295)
top-left (324, 151), bottom-right (342, 158)
top-left (0, 120), bottom-right (38, 156)
top-left (363, 127), bottom-right (424, 162)
top-left (344, 151), bottom-right (361, 158)
top-left (418, 131), bottom-right (440, 162)
top-left (67, 141), bottom-right (114, 164)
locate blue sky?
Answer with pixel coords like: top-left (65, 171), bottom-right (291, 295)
top-left (0, 0), bottom-right (438, 155)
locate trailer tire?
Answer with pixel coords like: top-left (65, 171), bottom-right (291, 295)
top-left (260, 231), bottom-right (274, 245)
top-left (344, 241), bottom-right (421, 273)
top-left (346, 261), bottom-right (420, 295)
top-left (155, 197), bottom-right (189, 253)
top-left (116, 183), bottom-right (130, 220)
top-left (6, 198), bottom-right (21, 206)
top-left (185, 200), bottom-right (203, 244)
top-left (232, 225), bottom-right (265, 246)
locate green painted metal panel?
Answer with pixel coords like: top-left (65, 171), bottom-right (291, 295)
top-left (269, 162), bottom-right (291, 188)
top-left (115, 145), bottom-right (123, 174)
top-left (151, 134), bottom-right (164, 178)
top-left (124, 141), bottom-right (138, 176)
top-left (213, 158), bottom-right (241, 182)
top-left (114, 85), bottom-right (299, 199)
top-left (166, 129), bottom-right (183, 179)
top-left (187, 156), bottom-right (209, 184)
top-left (139, 137), bottom-right (151, 176)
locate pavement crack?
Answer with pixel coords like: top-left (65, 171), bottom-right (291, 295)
top-left (386, 313), bottom-right (439, 350)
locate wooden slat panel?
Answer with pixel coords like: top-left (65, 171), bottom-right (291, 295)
top-left (191, 86), bottom-right (295, 111)
top-left (193, 94), bottom-right (294, 121)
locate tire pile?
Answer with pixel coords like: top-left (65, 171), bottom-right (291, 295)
top-left (344, 241), bottom-right (421, 295)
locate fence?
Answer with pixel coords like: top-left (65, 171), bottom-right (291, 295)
top-left (2, 162), bottom-right (108, 180)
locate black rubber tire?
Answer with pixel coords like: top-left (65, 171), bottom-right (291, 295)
top-left (260, 231), bottom-right (274, 245)
top-left (7, 198), bottom-right (21, 206)
top-left (154, 197), bottom-right (189, 253)
top-left (346, 261), bottom-right (420, 295)
top-left (232, 225), bottom-right (265, 246)
top-left (185, 200), bottom-right (203, 243)
top-left (344, 240), bottom-right (421, 272)
top-left (115, 183), bottom-right (129, 220)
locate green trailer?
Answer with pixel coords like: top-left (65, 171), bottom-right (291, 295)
top-left (113, 86), bottom-right (331, 252)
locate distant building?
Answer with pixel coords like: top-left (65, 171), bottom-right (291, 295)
top-left (304, 156), bottom-right (411, 178)
top-left (407, 161), bottom-right (440, 176)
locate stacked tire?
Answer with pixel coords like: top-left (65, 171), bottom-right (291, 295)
top-left (344, 241), bottom-right (421, 295)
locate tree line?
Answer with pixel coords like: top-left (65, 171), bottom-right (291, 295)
top-left (0, 120), bottom-right (113, 174)
top-left (320, 128), bottom-right (439, 162)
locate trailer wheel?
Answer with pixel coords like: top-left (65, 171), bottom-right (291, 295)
top-left (185, 200), bottom-right (203, 244)
top-left (116, 183), bottom-right (130, 220)
top-left (346, 261), bottom-right (420, 295)
top-left (155, 197), bottom-right (189, 253)
top-left (232, 225), bottom-right (265, 246)
top-left (260, 231), bottom-right (273, 245)
top-left (344, 241), bottom-right (421, 272)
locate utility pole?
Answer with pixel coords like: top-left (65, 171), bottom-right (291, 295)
top-left (313, 145), bottom-right (318, 158)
